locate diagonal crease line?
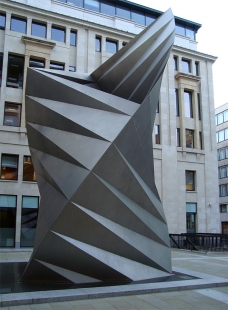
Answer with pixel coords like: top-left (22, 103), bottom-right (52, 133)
top-left (51, 231), bottom-right (170, 281)
top-left (113, 145), bottom-right (167, 224)
top-left (92, 172), bottom-right (170, 247)
top-left (70, 202), bottom-right (170, 272)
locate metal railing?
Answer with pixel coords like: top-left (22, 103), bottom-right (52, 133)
top-left (169, 233), bottom-right (228, 252)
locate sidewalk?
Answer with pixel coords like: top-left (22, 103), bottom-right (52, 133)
top-left (0, 249), bottom-right (228, 309)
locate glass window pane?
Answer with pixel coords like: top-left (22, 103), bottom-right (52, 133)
top-left (175, 89), bottom-right (179, 116)
top-left (186, 171), bottom-right (195, 191)
top-left (84, 0), bottom-right (99, 12)
top-left (50, 62), bottom-right (64, 70)
top-left (219, 130), bottom-right (225, 142)
top-left (225, 128), bottom-right (228, 140)
top-left (182, 59), bottom-right (191, 73)
top-left (220, 167), bottom-right (227, 178)
top-left (21, 196), bottom-right (39, 247)
top-left (186, 202), bottom-right (197, 213)
top-left (11, 17), bottom-right (27, 34)
top-left (226, 147), bottom-right (228, 158)
top-left (184, 91), bottom-right (193, 118)
top-left (131, 11), bottom-right (145, 25)
top-left (199, 131), bottom-right (203, 150)
top-left (7, 55), bottom-right (24, 89)
top-left (145, 15), bottom-right (155, 26)
top-left (224, 110), bottom-right (228, 122)
top-left (106, 39), bottom-right (117, 54)
top-left (186, 27), bottom-right (195, 40)
top-left (197, 93), bottom-right (201, 120)
top-left (95, 37), bottom-right (101, 52)
top-left (186, 212), bottom-right (196, 233)
top-left (51, 26), bottom-right (65, 42)
top-left (3, 103), bottom-right (21, 127)
top-left (69, 66), bottom-right (76, 72)
top-left (0, 200), bottom-right (16, 247)
top-left (195, 62), bottom-right (199, 76)
top-left (67, 0), bottom-right (83, 7)
top-left (155, 124), bottom-right (160, 144)
top-left (219, 148), bottom-right (225, 160)
top-left (176, 128), bottom-right (180, 146)
top-left (174, 56), bottom-right (178, 70)
top-left (186, 129), bottom-right (194, 148)
top-left (0, 14), bottom-right (6, 30)
top-left (0, 195), bottom-right (16, 208)
top-left (0, 52), bottom-right (3, 87)
top-left (23, 156), bottom-right (36, 182)
top-left (29, 58), bottom-right (45, 68)
top-left (101, 1), bottom-right (115, 16)
top-left (31, 22), bottom-right (46, 38)
top-left (217, 113), bottom-right (223, 125)
top-left (70, 31), bottom-right (77, 46)
top-left (116, 6), bottom-right (130, 19)
top-left (176, 24), bottom-right (185, 36)
top-left (1, 154), bottom-right (18, 180)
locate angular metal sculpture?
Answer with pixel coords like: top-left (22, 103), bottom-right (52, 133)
top-left (22, 9), bottom-right (175, 284)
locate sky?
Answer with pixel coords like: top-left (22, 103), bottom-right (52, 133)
top-left (131, 0), bottom-right (228, 108)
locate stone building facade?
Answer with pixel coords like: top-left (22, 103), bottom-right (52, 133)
top-left (0, 0), bottom-right (220, 248)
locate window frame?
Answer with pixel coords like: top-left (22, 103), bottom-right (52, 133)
top-left (1, 154), bottom-right (19, 181)
top-left (51, 25), bottom-right (66, 43)
top-left (70, 30), bottom-right (77, 46)
top-left (186, 170), bottom-right (195, 191)
top-left (3, 102), bottom-right (22, 127)
top-left (10, 16), bottom-right (27, 34)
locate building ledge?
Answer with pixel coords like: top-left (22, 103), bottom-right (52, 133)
top-left (175, 72), bottom-right (201, 83)
top-left (21, 36), bottom-right (56, 49)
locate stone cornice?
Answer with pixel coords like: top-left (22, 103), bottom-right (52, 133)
top-left (21, 36), bottom-right (56, 49)
top-left (173, 45), bottom-right (217, 62)
top-left (175, 72), bottom-right (201, 82)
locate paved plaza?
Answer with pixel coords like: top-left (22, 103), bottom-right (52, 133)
top-left (0, 249), bottom-right (227, 309)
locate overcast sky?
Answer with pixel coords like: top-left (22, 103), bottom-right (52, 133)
top-left (131, 0), bottom-right (228, 108)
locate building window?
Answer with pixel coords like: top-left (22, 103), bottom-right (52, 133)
top-left (219, 184), bottom-right (228, 197)
top-left (66, 0), bottom-right (83, 7)
top-left (95, 37), bottom-right (101, 52)
top-left (173, 56), bottom-right (178, 70)
top-left (222, 222), bottom-right (228, 234)
top-left (51, 26), bottom-right (65, 42)
top-left (106, 39), bottom-right (117, 54)
top-left (21, 196), bottom-right (39, 247)
top-left (116, 6), bottom-right (130, 19)
top-left (10, 16), bottom-right (27, 34)
top-left (186, 171), bottom-right (195, 191)
top-left (84, 0), bottom-right (99, 12)
top-left (23, 156), bottom-right (36, 182)
top-left (31, 21), bottom-right (46, 38)
top-left (0, 53), bottom-right (3, 87)
top-left (154, 124), bottom-right (160, 144)
top-left (217, 128), bottom-right (228, 143)
top-left (186, 203), bottom-right (197, 233)
top-left (70, 30), bottom-right (77, 46)
top-left (218, 165), bottom-right (228, 179)
top-left (199, 131), bottom-right (203, 150)
top-left (0, 13), bottom-right (6, 30)
top-left (145, 15), bottom-right (156, 26)
top-left (1, 154), bottom-right (19, 180)
top-left (69, 66), bottom-right (76, 72)
top-left (50, 62), bottom-right (64, 70)
top-left (156, 100), bottom-right (159, 113)
top-left (186, 129), bottom-right (194, 148)
top-left (176, 128), bottom-right (180, 146)
top-left (6, 54), bottom-right (24, 89)
top-left (3, 102), bottom-right (21, 127)
top-left (176, 24), bottom-right (195, 40)
top-left (220, 205), bottom-right (228, 213)
top-left (218, 147), bottom-right (228, 161)
top-left (131, 11), bottom-right (145, 25)
top-left (29, 58), bottom-right (45, 69)
top-left (197, 93), bottom-right (201, 120)
top-left (100, 1), bottom-right (115, 16)
top-left (175, 89), bottom-right (179, 116)
top-left (215, 109), bottom-right (228, 125)
top-left (0, 195), bottom-right (17, 247)
top-left (195, 62), bottom-right (199, 76)
top-left (184, 91), bottom-right (193, 118)
top-left (182, 59), bottom-right (191, 73)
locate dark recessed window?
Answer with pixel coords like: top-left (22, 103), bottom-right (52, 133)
top-left (23, 156), bottom-right (36, 182)
top-left (197, 93), bottom-right (201, 120)
top-left (84, 0), bottom-right (99, 12)
top-left (176, 128), bottom-right (180, 146)
top-left (6, 54), bottom-right (24, 89)
top-left (0, 13), bottom-right (6, 30)
top-left (100, 1), bottom-right (115, 16)
top-left (182, 59), bottom-right (191, 73)
top-left (175, 88), bottom-right (179, 116)
top-left (0, 52), bottom-right (3, 87)
top-left (95, 37), bottom-right (101, 52)
top-left (69, 66), bottom-right (76, 72)
top-left (174, 56), bottom-right (178, 70)
top-left (0, 195), bottom-right (17, 247)
top-left (186, 129), bottom-right (194, 148)
top-left (106, 39), bottom-right (117, 54)
top-left (67, 0), bottom-right (83, 6)
top-left (131, 11), bottom-right (145, 25)
top-left (184, 91), bottom-right (193, 118)
top-left (3, 102), bottom-right (21, 127)
top-left (156, 100), bottom-right (159, 113)
top-left (199, 131), bottom-right (203, 150)
top-left (1, 154), bottom-right (19, 180)
top-left (116, 6), bottom-right (130, 19)
top-left (31, 21), bottom-right (46, 38)
top-left (145, 15), bottom-right (155, 26)
top-left (10, 16), bottom-right (27, 34)
top-left (29, 58), bottom-right (45, 69)
top-left (51, 26), bottom-right (65, 42)
top-left (186, 171), bottom-right (195, 191)
top-left (70, 30), bottom-right (77, 46)
top-left (21, 196), bottom-right (39, 247)
top-left (219, 184), bottom-right (228, 197)
top-left (50, 61), bottom-right (64, 70)
top-left (155, 124), bottom-right (160, 144)
top-left (195, 62), bottom-right (199, 76)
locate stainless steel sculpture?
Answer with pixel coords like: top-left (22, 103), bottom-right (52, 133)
top-left (22, 9), bottom-right (175, 284)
